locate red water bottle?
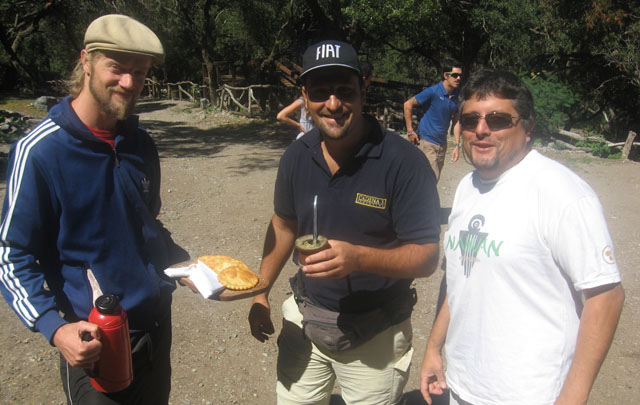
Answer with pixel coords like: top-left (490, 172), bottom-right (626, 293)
top-left (88, 294), bottom-right (133, 392)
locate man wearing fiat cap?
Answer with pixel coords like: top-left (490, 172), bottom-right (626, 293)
top-left (249, 39), bottom-right (440, 404)
top-left (0, 14), bottom-right (187, 403)
top-left (420, 69), bottom-right (624, 405)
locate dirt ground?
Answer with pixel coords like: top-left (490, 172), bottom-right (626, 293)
top-left (0, 99), bottom-right (638, 404)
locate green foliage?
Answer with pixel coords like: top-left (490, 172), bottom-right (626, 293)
top-left (532, 137), bottom-right (550, 147)
top-left (343, 0), bottom-right (440, 28)
top-left (465, 0), bottom-right (540, 68)
top-left (523, 75), bottom-right (577, 137)
top-left (343, 0), bottom-right (447, 83)
top-left (1, 0), bottom-right (639, 143)
top-left (533, 0), bottom-right (640, 141)
top-left (576, 135), bottom-right (622, 159)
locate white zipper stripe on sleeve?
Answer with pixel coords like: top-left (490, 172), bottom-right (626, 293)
top-left (0, 119), bottom-right (59, 326)
top-left (9, 120), bottom-right (57, 203)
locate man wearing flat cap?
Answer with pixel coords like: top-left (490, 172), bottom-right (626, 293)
top-left (248, 39), bottom-right (441, 404)
top-left (0, 14), bottom-right (187, 404)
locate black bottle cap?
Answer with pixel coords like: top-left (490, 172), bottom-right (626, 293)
top-left (94, 294), bottom-right (120, 314)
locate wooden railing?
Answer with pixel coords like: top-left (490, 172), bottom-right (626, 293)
top-left (216, 84), bottom-right (275, 116)
top-left (144, 78), bottom-right (209, 103)
top-left (143, 77), bottom-right (413, 126)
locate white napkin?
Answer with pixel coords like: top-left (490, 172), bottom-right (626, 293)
top-left (164, 261), bottom-right (225, 299)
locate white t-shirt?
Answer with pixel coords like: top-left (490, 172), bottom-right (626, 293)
top-left (443, 150), bottom-right (621, 405)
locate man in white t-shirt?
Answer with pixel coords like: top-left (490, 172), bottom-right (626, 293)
top-left (420, 69), bottom-right (625, 405)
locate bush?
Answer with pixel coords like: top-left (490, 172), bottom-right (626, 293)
top-left (575, 136), bottom-right (622, 159)
top-left (523, 75), bottom-right (577, 138)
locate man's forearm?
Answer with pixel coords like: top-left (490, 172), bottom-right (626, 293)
top-left (426, 293), bottom-right (450, 355)
top-left (403, 99), bottom-right (416, 133)
top-left (452, 121), bottom-right (461, 145)
top-left (278, 116), bottom-right (302, 130)
top-left (420, 292), bottom-right (450, 403)
top-left (257, 214), bottom-right (297, 296)
top-left (556, 283), bottom-right (624, 404)
top-left (356, 242), bottom-right (439, 279)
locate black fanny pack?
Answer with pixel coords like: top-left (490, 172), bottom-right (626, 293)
top-left (289, 271), bottom-right (417, 353)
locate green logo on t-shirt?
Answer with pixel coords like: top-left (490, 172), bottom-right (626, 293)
top-left (446, 215), bottom-right (503, 277)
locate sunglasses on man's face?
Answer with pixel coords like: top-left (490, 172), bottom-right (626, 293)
top-left (305, 85), bottom-right (359, 102)
top-left (446, 72), bottom-right (462, 79)
top-left (459, 112), bottom-right (522, 131)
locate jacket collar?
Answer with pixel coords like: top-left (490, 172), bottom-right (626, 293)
top-left (49, 96), bottom-right (140, 142)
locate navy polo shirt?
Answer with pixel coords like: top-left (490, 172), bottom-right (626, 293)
top-left (274, 116), bottom-right (440, 313)
top-left (415, 82), bottom-right (458, 145)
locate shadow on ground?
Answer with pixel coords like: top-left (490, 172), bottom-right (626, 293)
top-left (145, 119), bottom-right (291, 157)
top-left (135, 96), bottom-right (297, 176)
top-left (135, 100), bottom-right (179, 114)
top-left (144, 117), bottom-right (293, 175)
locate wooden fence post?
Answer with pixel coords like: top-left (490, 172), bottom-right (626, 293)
top-left (383, 106), bottom-right (389, 129)
top-left (622, 130), bottom-right (637, 160)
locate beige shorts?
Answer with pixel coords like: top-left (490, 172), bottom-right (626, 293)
top-left (276, 295), bottom-right (414, 405)
top-left (416, 140), bottom-right (447, 182)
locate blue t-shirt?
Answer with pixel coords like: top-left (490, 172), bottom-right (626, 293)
top-left (414, 82), bottom-right (458, 145)
top-left (275, 116), bottom-right (441, 312)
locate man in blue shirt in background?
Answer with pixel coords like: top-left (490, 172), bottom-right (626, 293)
top-left (404, 59), bottom-right (463, 181)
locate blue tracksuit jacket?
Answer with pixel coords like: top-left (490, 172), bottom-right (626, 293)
top-left (0, 96), bottom-right (183, 343)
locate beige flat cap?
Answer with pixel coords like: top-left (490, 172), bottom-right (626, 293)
top-left (84, 14), bottom-right (164, 64)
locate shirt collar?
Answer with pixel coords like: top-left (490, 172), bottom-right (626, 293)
top-left (301, 115), bottom-right (384, 160)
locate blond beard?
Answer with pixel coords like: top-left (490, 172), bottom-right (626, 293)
top-left (88, 73), bottom-right (138, 120)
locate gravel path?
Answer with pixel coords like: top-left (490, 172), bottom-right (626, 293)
top-left (0, 100), bottom-right (638, 404)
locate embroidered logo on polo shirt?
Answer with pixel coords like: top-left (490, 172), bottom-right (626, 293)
top-left (355, 193), bottom-right (387, 210)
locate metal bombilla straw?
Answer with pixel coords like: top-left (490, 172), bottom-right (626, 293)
top-left (313, 195), bottom-right (318, 244)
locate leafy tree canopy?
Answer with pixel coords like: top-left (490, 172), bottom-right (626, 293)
top-left (1, 0), bottom-right (638, 139)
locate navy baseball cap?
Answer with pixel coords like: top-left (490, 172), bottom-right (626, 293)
top-left (300, 40), bottom-right (361, 79)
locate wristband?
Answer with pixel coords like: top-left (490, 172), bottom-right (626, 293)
top-left (455, 142), bottom-right (461, 147)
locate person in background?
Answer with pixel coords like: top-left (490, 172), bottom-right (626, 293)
top-left (277, 93), bottom-right (315, 140)
top-left (248, 39), bottom-right (440, 404)
top-left (0, 14), bottom-right (188, 404)
top-left (420, 69), bottom-right (624, 405)
top-left (404, 59), bottom-right (463, 182)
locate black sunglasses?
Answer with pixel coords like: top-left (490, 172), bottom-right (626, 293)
top-left (306, 86), bottom-right (359, 102)
top-left (459, 112), bottom-right (522, 131)
top-left (446, 72), bottom-right (462, 79)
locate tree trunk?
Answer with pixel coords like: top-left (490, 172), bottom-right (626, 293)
top-left (0, 1), bottom-right (56, 89)
top-left (0, 27), bottom-right (39, 88)
top-left (202, 50), bottom-right (218, 105)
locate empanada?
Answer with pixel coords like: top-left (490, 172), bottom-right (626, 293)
top-left (217, 265), bottom-right (259, 290)
top-left (196, 255), bottom-right (249, 274)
